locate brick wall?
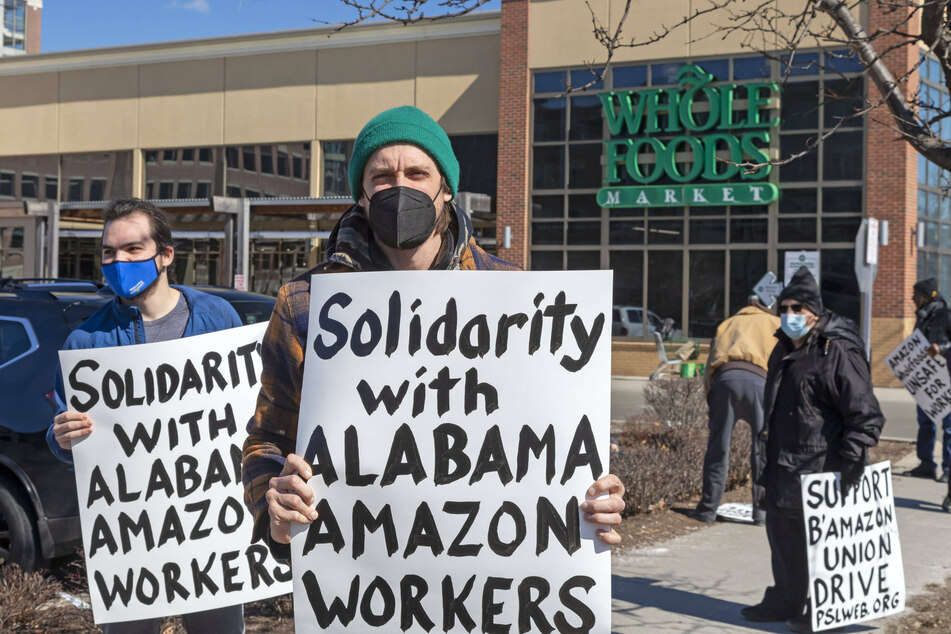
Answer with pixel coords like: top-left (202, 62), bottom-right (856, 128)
top-left (496, 0), bottom-right (530, 269)
top-left (866, 2), bottom-right (920, 385)
top-left (25, 2), bottom-right (41, 55)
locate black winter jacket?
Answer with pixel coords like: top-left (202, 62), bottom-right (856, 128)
top-left (756, 312), bottom-right (885, 510)
top-left (916, 296), bottom-right (951, 354)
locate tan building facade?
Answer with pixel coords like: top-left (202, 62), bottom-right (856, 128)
top-left (0, 1), bottom-right (938, 385)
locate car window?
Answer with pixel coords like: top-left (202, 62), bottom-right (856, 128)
top-left (612, 308), bottom-right (620, 321)
top-left (626, 309), bottom-right (642, 323)
top-left (0, 317), bottom-right (37, 368)
top-left (63, 303), bottom-right (105, 330)
top-left (229, 300), bottom-right (276, 325)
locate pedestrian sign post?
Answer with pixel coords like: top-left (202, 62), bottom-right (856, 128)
top-left (753, 271), bottom-right (782, 307)
top-left (854, 218), bottom-right (881, 361)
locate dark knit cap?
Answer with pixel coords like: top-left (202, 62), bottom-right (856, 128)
top-left (914, 277), bottom-right (939, 300)
top-left (348, 106), bottom-right (460, 202)
top-left (778, 266), bottom-right (823, 315)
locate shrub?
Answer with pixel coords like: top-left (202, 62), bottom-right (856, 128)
top-left (612, 413), bottom-right (752, 517)
top-left (643, 377), bottom-right (708, 429)
top-left (0, 564), bottom-right (97, 633)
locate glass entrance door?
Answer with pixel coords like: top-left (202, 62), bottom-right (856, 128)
top-left (0, 218), bottom-right (35, 279)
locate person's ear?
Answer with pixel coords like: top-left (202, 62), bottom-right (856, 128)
top-left (157, 245), bottom-right (174, 270)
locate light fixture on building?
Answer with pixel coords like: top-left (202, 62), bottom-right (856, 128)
top-left (503, 226), bottom-right (512, 249)
top-left (880, 220), bottom-right (889, 246)
top-left (916, 220), bottom-right (925, 248)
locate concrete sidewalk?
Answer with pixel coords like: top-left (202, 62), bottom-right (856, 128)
top-left (609, 450), bottom-right (950, 632)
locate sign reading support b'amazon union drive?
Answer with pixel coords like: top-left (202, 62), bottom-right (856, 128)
top-left (597, 64), bottom-right (780, 208)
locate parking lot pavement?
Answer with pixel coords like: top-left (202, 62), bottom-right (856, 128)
top-left (610, 449), bottom-right (949, 633)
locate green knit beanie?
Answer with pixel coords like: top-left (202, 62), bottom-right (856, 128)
top-left (348, 106), bottom-right (459, 202)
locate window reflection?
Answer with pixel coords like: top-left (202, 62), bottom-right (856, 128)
top-left (146, 147), bottom-right (222, 200)
top-left (689, 251), bottom-right (725, 338)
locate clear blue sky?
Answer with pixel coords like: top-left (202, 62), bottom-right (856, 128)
top-left (42, 0), bottom-right (502, 53)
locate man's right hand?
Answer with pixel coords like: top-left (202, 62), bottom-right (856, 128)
top-left (266, 453), bottom-right (318, 544)
top-left (52, 411), bottom-right (92, 450)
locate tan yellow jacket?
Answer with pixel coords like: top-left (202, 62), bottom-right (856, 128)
top-left (705, 305), bottom-right (781, 388)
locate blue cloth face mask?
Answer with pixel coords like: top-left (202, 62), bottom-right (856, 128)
top-left (781, 313), bottom-right (812, 340)
top-left (101, 255), bottom-right (161, 298)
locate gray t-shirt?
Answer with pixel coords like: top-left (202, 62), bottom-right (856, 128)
top-left (143, 292), bottom-right (189, 343)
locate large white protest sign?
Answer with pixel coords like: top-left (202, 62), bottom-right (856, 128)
top-left (884, 329), bottom-right (951, 423)
top-left (60, 324), bottom-right (292, 624)
top-left (291, 271), bottom-right (612, 633)
top-left (801, 462), bottom-right (904, 632)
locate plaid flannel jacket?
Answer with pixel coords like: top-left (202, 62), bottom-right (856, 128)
top-left (242, 204), bottom-right (521, 547)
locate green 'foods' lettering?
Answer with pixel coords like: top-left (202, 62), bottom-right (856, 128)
top-left (597, 64), bottom-right (780, 206)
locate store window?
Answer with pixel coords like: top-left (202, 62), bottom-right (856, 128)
top-left (1, 0), bottom-right (26, 51)
top-left (89, 178), bottom-right (107, 201)
top-left (226, 143), bottom-right (310, 198)
top-left (20, 173), bottom-right (37, 199)
top-left (322, 141), bottom-right (353, 197)
top-left (145, 147), bottom-right (222, 200)
top-left (0, 154), bottom-right (87, 202)
top-left (531, 50), bottom-right (865, 337)
top-left (918, 54), bottom-right (951, 297)
top-left (0, 172), bottom-right (12, 198)
top-left (62, 152), bottom-right (134, 202)
top-left (449, 134), bottom-right (498, 197)
top-left (777, 61), bottom-right (864, 323)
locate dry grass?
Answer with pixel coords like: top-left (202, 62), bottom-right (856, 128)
top-left (0, 564), bottom-right (97, 633)
top-left (885, 577), bottom-right (951, 633)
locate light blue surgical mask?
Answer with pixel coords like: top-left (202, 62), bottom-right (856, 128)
top-left (781, 313), bottom-right (812, 340)
top-left (101, 255), bottom-right (161, 298)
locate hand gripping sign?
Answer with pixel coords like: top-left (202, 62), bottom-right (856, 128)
top-left (884, 329), bottom-right (951, 424)
top-left (801, 462), bottom-right (905, 632)
top-left (291, 271), bottom-right (613, 633)
top-left (60, 323), bottom-right (291, 624)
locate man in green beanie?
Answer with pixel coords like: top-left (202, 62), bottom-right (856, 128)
top-left (242, 106), bottom-right (628, 561)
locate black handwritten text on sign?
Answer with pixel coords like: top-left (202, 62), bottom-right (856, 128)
top-left (291, 271), bottom-right (614, 633)
top-left (801, 462), bottom-right (905, 631)
top-left (60, 324), bottom-right (292, 624)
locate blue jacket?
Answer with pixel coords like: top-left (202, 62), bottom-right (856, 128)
top-left (46, 286), bottom-right (242, 463)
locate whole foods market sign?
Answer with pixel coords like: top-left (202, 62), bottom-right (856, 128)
top-left (596, 64), bottom-right (780, 207)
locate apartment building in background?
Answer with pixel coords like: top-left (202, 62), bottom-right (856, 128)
top-left (1, 0), bottom-right (41, 56)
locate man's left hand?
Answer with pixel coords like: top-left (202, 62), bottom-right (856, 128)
top-left (928, 343), bottom-right (941, 358)
top-left (581, 474), bottom-right (626, 545)
top-left (840, 460), bottom-right (865, 497)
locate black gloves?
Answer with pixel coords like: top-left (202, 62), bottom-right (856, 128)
top-left (840, 459), bottom-right (865, 496)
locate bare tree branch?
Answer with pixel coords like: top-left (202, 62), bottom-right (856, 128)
top-left (327, 0), bottom-right (951, 172)
top-left (318, 0), bottom-right (493, 31)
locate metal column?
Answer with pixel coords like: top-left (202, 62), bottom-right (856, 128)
top-left (236, 198), bottom-right (250, 284)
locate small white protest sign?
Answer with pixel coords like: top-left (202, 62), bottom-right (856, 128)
top-left (60, 324), bottom-right (292, 624)
top-left (291, 270), bottom-right (612, 633)
top-left (884, 329), bottom-right (951, 424)
top-left (801, 462), bottom-right (904, 632)
top-left (716, 503), bottom-right (754, 523)
top-left (784, 251), bottom-right (820, 285)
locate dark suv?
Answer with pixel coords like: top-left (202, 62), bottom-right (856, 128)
top-left (0, 278), bottom-right (275, 570)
